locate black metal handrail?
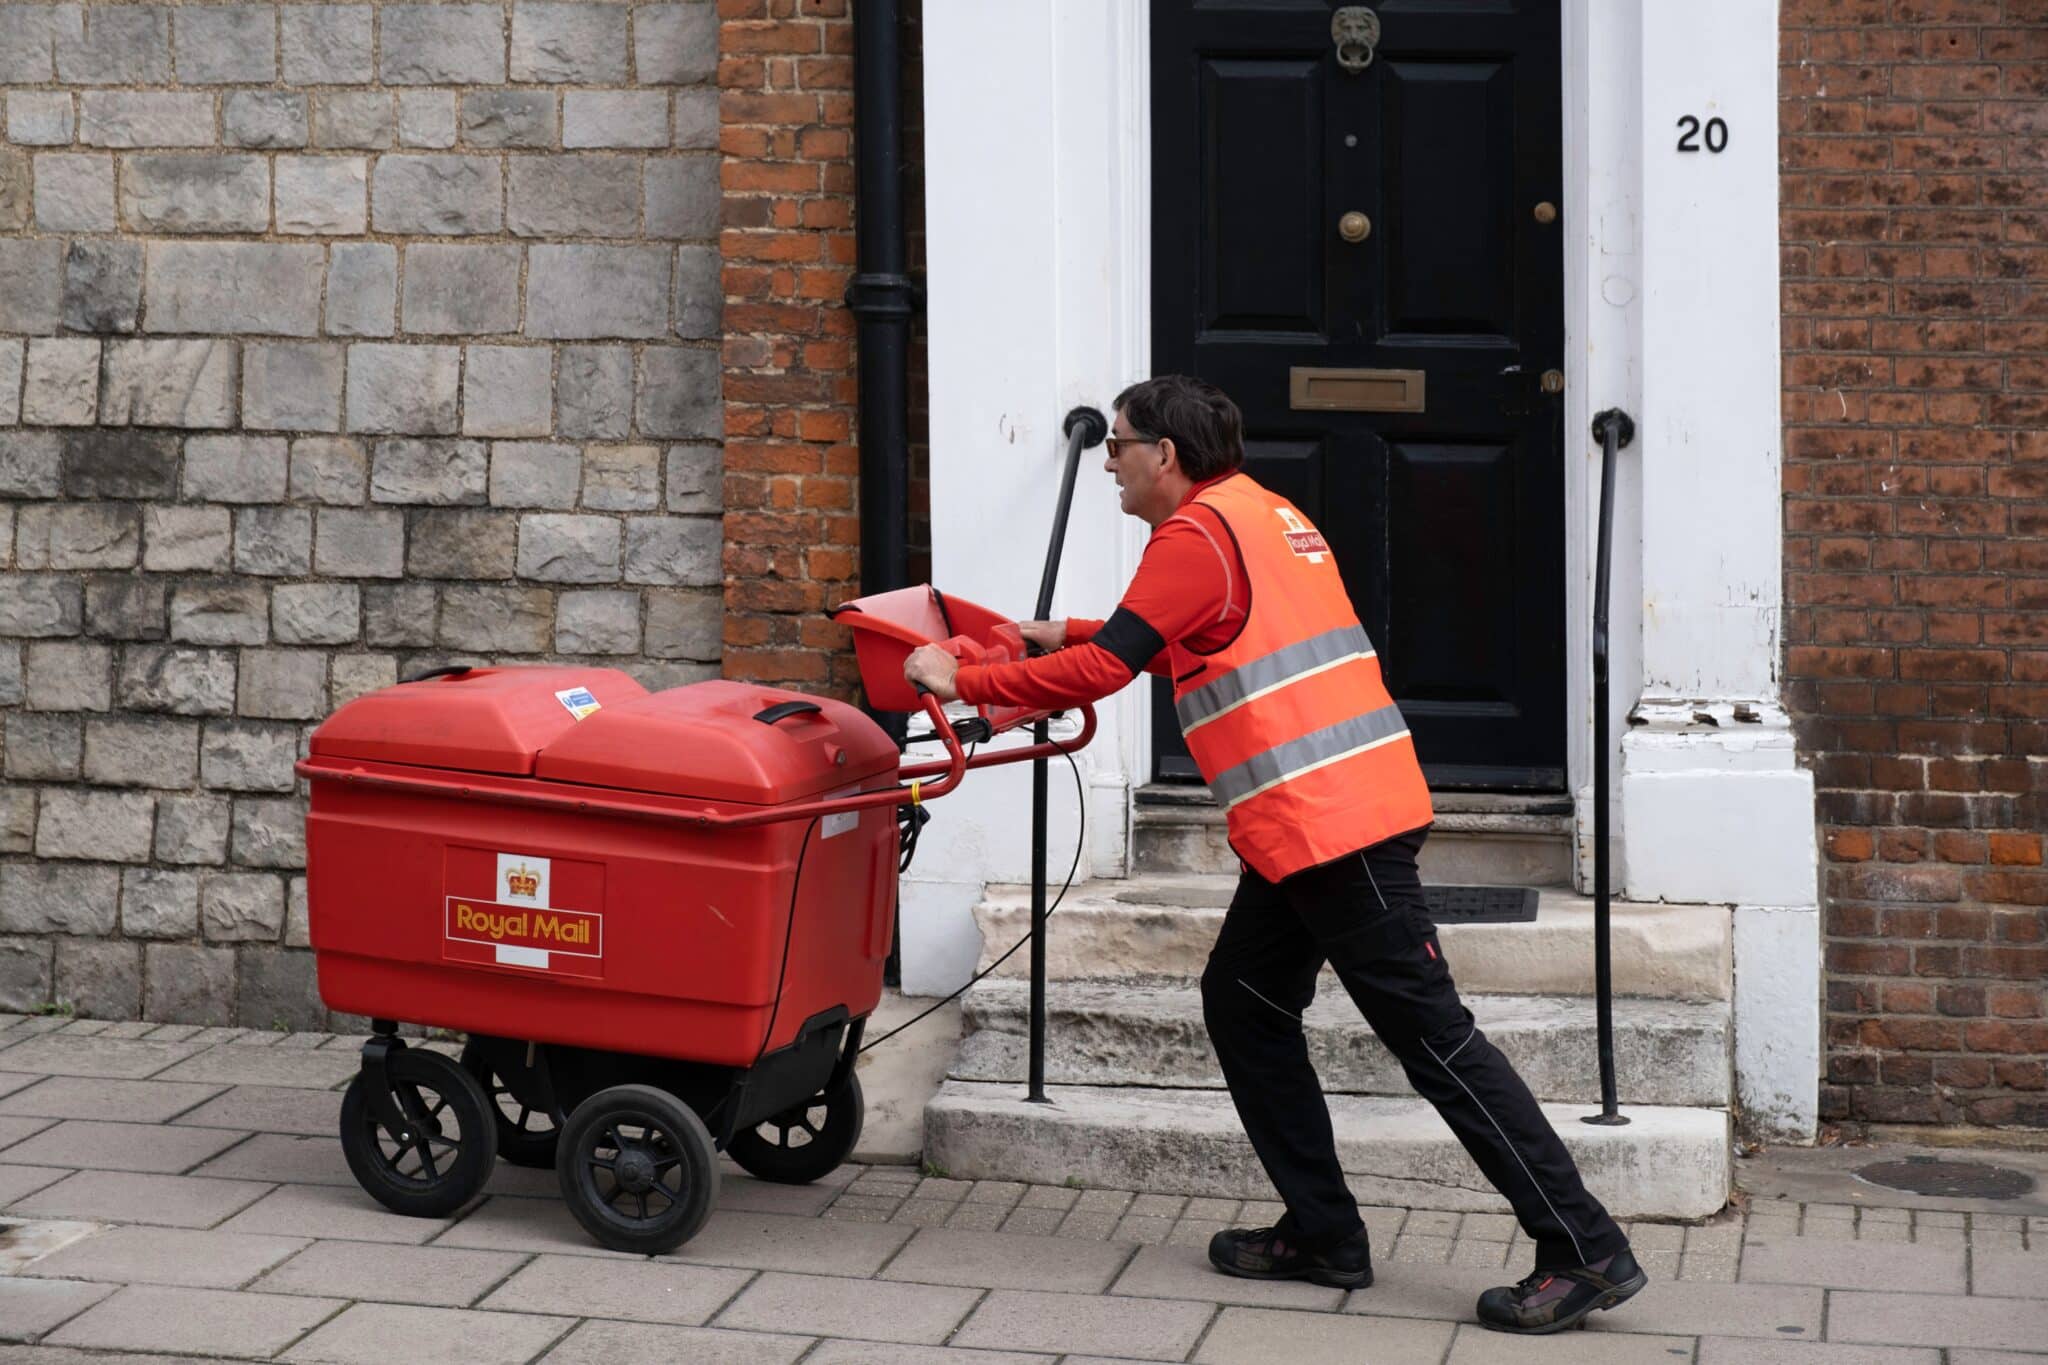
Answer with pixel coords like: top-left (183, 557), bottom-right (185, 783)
top-left (1021, 406), bottom-right (1108, 1102)
top-left (1584, 408), bottom-right (1635, 1128)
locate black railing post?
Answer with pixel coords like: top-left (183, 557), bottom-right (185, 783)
top-left (1024, 406), bottom-right (1107, 1104)
top-left (1584, 408), bottom-right (1635, 1128)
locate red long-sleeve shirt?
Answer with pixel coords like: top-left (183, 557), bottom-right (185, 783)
top-left (955, 477), bottom-right (1247, 710)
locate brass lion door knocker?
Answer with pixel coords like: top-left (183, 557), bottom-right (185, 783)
top-left (1332, 7), bottom-right (1380, 74)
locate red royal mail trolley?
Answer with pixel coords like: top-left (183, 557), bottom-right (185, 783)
top-left (298, 586), bottom-right (1090, 1254)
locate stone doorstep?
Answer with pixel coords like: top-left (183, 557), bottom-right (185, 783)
top-left (1133, 790), bottom-right (1576, 886)
top-left (924, 1081), bottom-right (1731, 1221)
top-left (974, 877), bottom-right (1733, 1002)
top-left (952, 979), bottom-right (1731, 1108)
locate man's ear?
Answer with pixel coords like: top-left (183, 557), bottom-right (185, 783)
top-left (1158, 436), bottom-right (1182, 477)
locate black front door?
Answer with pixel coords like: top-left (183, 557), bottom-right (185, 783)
top-left (1150, 1), bottom-right (1566, 791)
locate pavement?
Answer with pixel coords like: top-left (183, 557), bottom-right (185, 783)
top-left (1, 1012), bottom-right (2046, 1363)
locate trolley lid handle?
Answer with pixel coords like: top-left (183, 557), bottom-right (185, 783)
top-left (752, 700), bottom-right (824, 726)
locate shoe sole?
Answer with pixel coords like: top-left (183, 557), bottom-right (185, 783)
top-left (1479, 1267), bottom-right (1649, 1335)
top-left (1207, 1257), bottom-right (1372, 1291)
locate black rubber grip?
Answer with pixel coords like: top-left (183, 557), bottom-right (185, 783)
top-left (402, 665), bottom-right (473, 684)
top-left (754, 700), bottom-right (824, 726)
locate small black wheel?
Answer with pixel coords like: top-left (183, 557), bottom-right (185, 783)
top-left (459, 1040), bottom-right (560, 1169)
top-left (340, 1046), bottom-right (497, 1218)
top-left (726, 1071), bottom-right (864, 1185)
top-left (556, 1084), bottom-right (718, 1254)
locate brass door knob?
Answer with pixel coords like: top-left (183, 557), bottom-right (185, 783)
top-left (1338, 211), bottom-right (1372, 243)
top-left (1533, 201), bottom-right (1558, 224)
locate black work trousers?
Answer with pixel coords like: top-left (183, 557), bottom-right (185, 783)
top-left (1200, 826), bottom-right (1629, 1270)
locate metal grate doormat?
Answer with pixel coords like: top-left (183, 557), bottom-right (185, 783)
top-left (1423, 885), bottom-right (1539, 924)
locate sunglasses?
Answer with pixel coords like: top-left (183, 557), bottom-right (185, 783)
top-left (1104, 434), bottom-right (1160, 460)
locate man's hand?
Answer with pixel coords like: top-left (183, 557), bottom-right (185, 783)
top-left (903, 644), bottom-right (961, 702)
top-left (1018, 620), bottom-right (1067, 651)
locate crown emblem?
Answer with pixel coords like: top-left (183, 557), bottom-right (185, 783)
top-left (505, 864), bottom-right (540, 898)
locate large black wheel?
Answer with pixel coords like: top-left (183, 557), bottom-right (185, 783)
top-left (340, 1046), bottom-right (497, 1218)
top-left (459, 1040), bottom-right (560, 1169)
top-left (556, 1084), bottom-right (718, 1254)
top-left (725, 1071), bottom-right (864, 1185)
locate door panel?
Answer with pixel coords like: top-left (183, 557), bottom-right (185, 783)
top-left (1151, 0), bottom-right (1565, 790)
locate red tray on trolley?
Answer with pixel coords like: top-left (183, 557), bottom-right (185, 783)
top-left (829, 584), bottom-right (1049, 736)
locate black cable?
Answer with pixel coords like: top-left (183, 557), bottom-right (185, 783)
top-left (860, 734), bottom-right (1085, 1053)
top-left (749, 815), bottom-right (823, 1071)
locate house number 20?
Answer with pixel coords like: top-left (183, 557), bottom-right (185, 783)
top-left (1676, 115), bottom-right (1729, 153)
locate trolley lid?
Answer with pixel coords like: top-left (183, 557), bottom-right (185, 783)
top-left (533, 680), bottom-right (899, 806)
top-left (308, 666), bottom-right (648, 775)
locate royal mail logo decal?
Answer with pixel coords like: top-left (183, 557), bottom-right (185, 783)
top-left (445, 897), bottom-right (602, 978)
top-left (1275, 507), bottom-right (1329, 563)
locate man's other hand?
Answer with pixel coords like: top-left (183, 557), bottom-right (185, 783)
top-left (1018, 620), bottom-right (1068, 651)
top-left (903, 644), bottom-right (961, 702)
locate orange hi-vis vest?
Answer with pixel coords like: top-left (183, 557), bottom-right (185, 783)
top-left (1165, 473), bottom-right (1434, 881)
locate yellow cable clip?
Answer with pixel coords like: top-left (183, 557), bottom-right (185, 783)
top-left (910, 779), bottom-right (922, 807)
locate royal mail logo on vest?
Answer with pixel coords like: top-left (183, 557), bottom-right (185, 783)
top-left (444, 852), bottom-right (602, 978)
top-left (1275, 507), bottom-right (1329, 563)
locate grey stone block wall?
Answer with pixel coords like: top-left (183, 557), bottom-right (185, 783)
top-left (1, 2), bottom-right (724, 1028)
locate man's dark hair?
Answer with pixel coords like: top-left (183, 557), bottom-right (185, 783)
top-left (1113, 374), bottom-right (1245, 483)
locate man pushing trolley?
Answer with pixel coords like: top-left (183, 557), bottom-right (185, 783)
top-left (904, 374), bottom-right (1646, 1336)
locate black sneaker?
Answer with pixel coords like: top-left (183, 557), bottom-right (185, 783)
top-left (1207, 1222), bottom-right (1372, 1289)
top-left (1475, 1248), bottom-right (1647, 1334)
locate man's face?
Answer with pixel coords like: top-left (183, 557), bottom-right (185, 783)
top-left (1106, 410), bottom-right (1173, 523)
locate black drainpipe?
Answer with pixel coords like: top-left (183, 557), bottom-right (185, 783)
top-left (845, 0), bottom-right (915, 633)
top-left (846, 0), bottom-right (917, 986)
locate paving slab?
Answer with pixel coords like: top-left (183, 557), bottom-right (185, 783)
top-left (882, 1227), bottom-right (1134, 1293)
top-left (1950, 1353), bottom-right (2048, 1365)
top-left (0, 1115), bottom-right (58, 1152)
top-left (0, 1277), bottom-right (118, 1342)
top-left (22, 1226), bottom-right (309, 1289)
top-left (0, 1077), bottom-right (226, 1124)
top-left (536, 1318), bottom-right (813, 1365)
top-left (47, 1284), bottom-right (342, 1356)
top-left (481, 1159), bottom-right (562, 1199)
top-left (479, 1253), bottom-right (753, 1325)
top-left (0, 1347), bottom-right (263, 1365)
top-left (282, 1302), bottom-right (575, 1365)
top-left (0, 1162), bottom-right (71, 1205)
top-left (950, 1288), bottom-right (1215, 1361)
top-left (171, 1085), bottom-right (343, 1136)
top-left (191, 1132), bottom-right (357, 1186)
top-left (10, 1170), bottom-right (274, 1228)
top-left (1696, 1341), bottom-right (1941, 1364)
top-left (1971, 1250), bottom-right (2048, 1298)
top-left (1588, 1278), bottom-right (1823, 1340)
top-left (220, 1182), bottom-right (459, 1245)
top-left (713, 1172), bottom-right (844, 1217)
top-left (1195, 1306), bottom-right (1454, 1363)
top-left (1740, 1237), bottom-right (1969, 1293)
top-left (1111, 1244), bottom-right (1346, 1311)
top-left (1339, 1262), bottom-right (1512, 1321)
top-left (3, 1118), bottom-right (248, 1174)
top-left (665, 1210), bottom-right (914, 1277)
top-left (156, 1047), bottom-right (363, 1089)
top-left (1443, 1322), bottom-right (1695, 1362)
top-left (0, 1036), bottom-right (208, 1080)
top-left (1829, 1290), bottom-right (2048, 1352)
top-left (0, 1071), bottom-right (51, 1099)
top-left (433, 1194), bottom-right (644, 1259)
top-left (712, 1270), bottom-right (983, 1345)
top-left (806, 1346), bottom-right (1052, 1365)
top-left (252, 1239), bottom-right (528, 1307)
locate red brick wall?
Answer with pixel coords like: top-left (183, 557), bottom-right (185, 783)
top-left (719, 0), bottom-right (862, 697)
top-left (1780, 0), bottom-right (2048, 1129)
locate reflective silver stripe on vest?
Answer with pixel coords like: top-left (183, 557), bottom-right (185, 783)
top-left (1207, 703), bottom-right (1412, 811)
top-left (1176, 624), bottom-right (1376, 735)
